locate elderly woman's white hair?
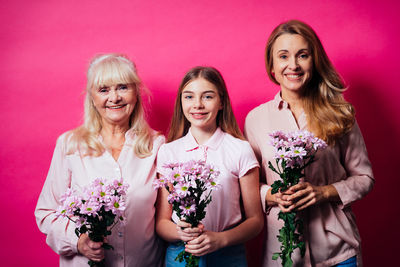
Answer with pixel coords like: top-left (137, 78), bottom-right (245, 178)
top-left (66, 53), bottom-right (155, 158)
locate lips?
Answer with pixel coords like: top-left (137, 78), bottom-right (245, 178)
top-left (284, 73), bottom-right (304, 81)
top-left (190, 112), bottom-right (208, 119)
top-left (106, 104), bottom-right (127, 109)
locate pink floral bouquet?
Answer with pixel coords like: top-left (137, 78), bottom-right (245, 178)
top-left (154, 160), bottom-right (221, 267)
top-left (56, 178), bottom-right (129, 267)
top-left (268, 130), bottom-right (327, 267)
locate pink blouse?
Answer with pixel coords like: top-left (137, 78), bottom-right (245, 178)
top-left (156, 128), bottom-right (259, 232)
top-left (35, 129), bottom-right (165, 267)
top-left (244, 93), bottom-right (374, 267)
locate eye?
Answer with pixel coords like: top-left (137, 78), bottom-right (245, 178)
top-left (299, 53), bottom-right (309, 59)
top-left (203, 94), bottom-right (214, 100)
top-left (99, 87), bottom-right (109, 93)
top-left (279, 54), bottom-right (288, 59)
top-left (183, 95), bottom-right (193, 99)
top-left (118, 84), bottom-right (128, 90)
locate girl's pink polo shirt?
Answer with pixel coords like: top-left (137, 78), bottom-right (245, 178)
top-left (157, 128), bottom-right (259, 232)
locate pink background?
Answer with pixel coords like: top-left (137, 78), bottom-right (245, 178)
top-left (1, 0), bottom-right (399, 266)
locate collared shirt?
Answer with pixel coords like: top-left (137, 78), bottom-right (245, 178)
top-left (35, 129), bottom-right (165, 267)
top-left (244, 93), bottom-right (374, 267)
top-left (156, 128), bottom-right (259, 232)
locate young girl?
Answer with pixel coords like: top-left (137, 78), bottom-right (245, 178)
top-left (156, 66), bottom-right (263, 266)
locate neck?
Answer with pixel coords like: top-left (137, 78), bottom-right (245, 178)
top-left (190, 125), bottom-right (217, 145)
top-left (281, 89), bottom-right (304, 111)
top-left (100, 121), bottom-right (129, 142)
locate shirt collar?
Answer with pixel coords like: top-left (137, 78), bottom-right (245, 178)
top-left (273, 91), bottom-right (290, 110)
top-left (183, 127), bottom-right (225, 151)
top-left (124, 128), bottom-right (137, 144)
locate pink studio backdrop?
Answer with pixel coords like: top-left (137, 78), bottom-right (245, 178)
top-left (1, 0), bottom-right (398, 266)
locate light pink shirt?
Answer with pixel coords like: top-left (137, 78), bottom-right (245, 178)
top-left (244, 93), bottom-right (374, 267)
top-left (157, 128), bottom-right (259, 232)
top-left (35, 129), bottom-right (165, 267)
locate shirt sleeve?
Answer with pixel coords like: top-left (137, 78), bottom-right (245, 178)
top-left (156, 144), bottom-right (169, 176)
top-left (332, 122), bottom-right (375, 208)
top-left (34, 134), bottom-right (79, 256)
top-left (238, 141), bottom-right (260, 178)
top-left (244, 113), bottom-right (270, 213)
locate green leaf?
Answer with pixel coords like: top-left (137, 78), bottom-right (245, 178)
top-left (272, 252), bottom-right (280, 260)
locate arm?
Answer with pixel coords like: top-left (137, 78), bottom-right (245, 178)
top-left (185, 167), bottom-right (264, 256)
top-left (330, 122), bottom-right (374, 208)
top-left (34, 135), bottom-right (79, 256)
top-left (277, 122), bottom-right (374, 211)
top-left (35, 135), bottom-right (104, 261)
top-left (244, 114), bottom-right (271, 214)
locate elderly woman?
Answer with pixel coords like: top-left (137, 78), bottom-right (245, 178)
top-left (35, 54), bottom-right (165, 266)
top-left (245, 20), bottom-right (374, 266)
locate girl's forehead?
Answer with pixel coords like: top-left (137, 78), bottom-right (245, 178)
top-left (183, 78), bottom-right (218, 93)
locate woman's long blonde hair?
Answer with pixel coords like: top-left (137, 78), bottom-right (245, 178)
top-left (66, 53), bottom-right (154, 158)
top-left (167, 66), bottom-right (244, 142)
top-left (265, 20), bottom-right (355, 145)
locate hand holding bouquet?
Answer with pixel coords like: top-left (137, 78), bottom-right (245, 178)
top-left (268, 130), bottom-right (327, 267)
top-left (154, 160), bottom-right (221, 267)
top-left (56, 178), bottom-right (128, 267)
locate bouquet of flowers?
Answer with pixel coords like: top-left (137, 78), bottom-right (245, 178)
top-left (56, 178), bottom-right (129, 267)
top-left (153, 160), bottom-right (221, 267)
top-left (268, 130), bottom-right (327, 267)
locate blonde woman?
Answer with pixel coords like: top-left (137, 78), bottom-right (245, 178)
top-left (35, 54), bottom-right (165, 266)
top-left (245, 20), bottom-right (374, 266)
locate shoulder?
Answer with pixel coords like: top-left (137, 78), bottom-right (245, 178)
top-left (245, 100), bottom-right (275, 124)
top-left (150, 129), bottom-right (166, 146)
top-left (158, 136), bottom-right (185, 154)
top-left (222, 133), bottom-right (255, 155)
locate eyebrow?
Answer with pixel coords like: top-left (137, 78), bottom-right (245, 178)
top-left (182, 90), bottom-right (217, 94)
top-left (277, 48), bottom-right (309, 53)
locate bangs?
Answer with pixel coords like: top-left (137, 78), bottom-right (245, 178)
top-left (88, 56), bottom-right (140, 89)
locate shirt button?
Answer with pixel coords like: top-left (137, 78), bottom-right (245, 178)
top-left (118, 231), bottom-right (123, 237)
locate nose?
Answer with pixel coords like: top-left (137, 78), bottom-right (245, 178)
top-left (193, 97), bottom-right (204, 109)
top-left (109, 89), bottom-right (121, 102)
top-left (288, 56), bottom-right (299, 70)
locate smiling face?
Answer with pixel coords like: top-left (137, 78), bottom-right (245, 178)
top-left (181, 78), bottom-right (222, 133)
top-left (91, 83), bottom-right (137, 128)
top-left (271, 33), bottom-right (313, 96)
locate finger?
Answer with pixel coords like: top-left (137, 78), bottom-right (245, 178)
top-left (278, 203), bottom-right (293, 213)
top-left (291, 193), bottom-right (315, 210)
top-left (186, 234), bottom-right (205, 245)
top-left (89, 241), bottom-right (103, 250)
top-left (275, 194), bottom-right (293, 206)
top-left (177, 220), bottom-right (192, 228)
top-left (289, 182), bottom-right (308, 192)
top-left (185, 243), bottom-right (207, 255)
top-left (295, 196), bottom-right (317, 211)
top-left (287, 187), bottom-right (312, 201)
top-left (276, 196), bottom-right (292, 206)
top-left (182, 226), bottom-right (203, 234)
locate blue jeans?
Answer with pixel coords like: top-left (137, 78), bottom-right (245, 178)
top-left (165, 242), bottom-right (247, 267)
top-left (334, 256), bottom-right (357, 267)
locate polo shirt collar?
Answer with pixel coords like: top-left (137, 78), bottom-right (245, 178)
top-left (184, 127), bottom-right (225, 151)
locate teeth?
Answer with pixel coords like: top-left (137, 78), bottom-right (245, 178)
top-left (287, 75), bottom-right (300, 78)
top-left (108, 105), bottom-right (124, 109)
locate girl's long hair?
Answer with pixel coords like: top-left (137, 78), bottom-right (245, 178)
top-left (66, 53), bottom-right (155, 158)
top-left (265, 20), bottom-right (355, 145)
top-left (167, 66), bottom-right (244, 142)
